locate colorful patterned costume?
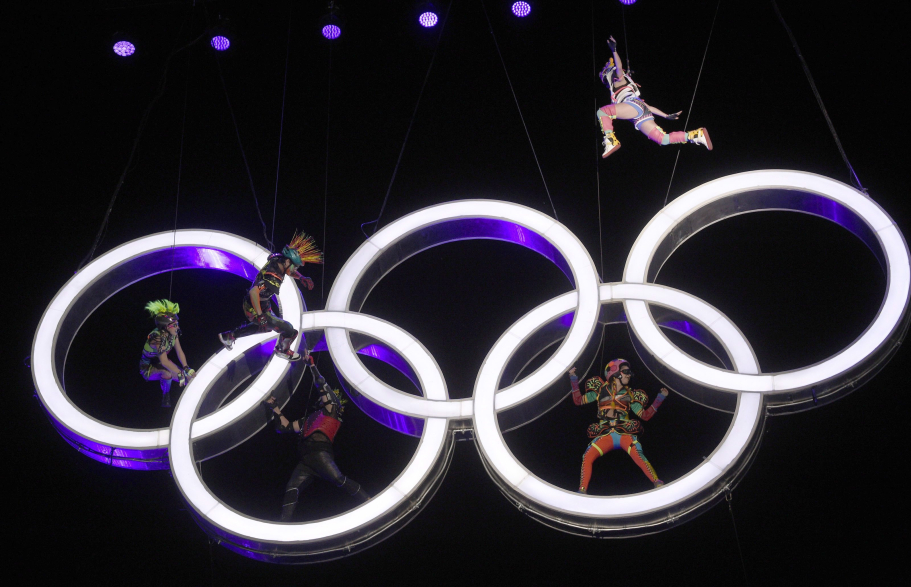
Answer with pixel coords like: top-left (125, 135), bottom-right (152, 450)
top-left (139, 299), bottom-right (193, 407)
top-left (139, 328), bottom-right (177, 380)
top-left (570, 364), bottom-right (667, 493)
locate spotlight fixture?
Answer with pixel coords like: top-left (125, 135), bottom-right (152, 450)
top-left (417, 3), bottom-right (439, 28)
top-left (209, 16), bottom-right (232, 52)
top-left (619, 0), bottom-right (637, 5)
top-left (511, 2), bottom-right (531, 17)
top-left (111, 32), bottom-right (137, 57)
top-left (319, 1), bottom-right (343, 40)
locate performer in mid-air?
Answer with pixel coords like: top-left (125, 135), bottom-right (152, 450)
top-left (597, 35), bottom-right (712, 158)
top-left (218, 231), bottom-right (321, 361)
top-left (265, 357), bottom-right (369, 522)
top-left (139, 299), bottom-right (195, 408)
top-left (568, 359), bottom-right (669, 493)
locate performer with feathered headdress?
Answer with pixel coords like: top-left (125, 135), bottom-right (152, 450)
top-left (218, 231), bottom-right (322, 361)
top-left (140, 299), bottom-right (195, 407)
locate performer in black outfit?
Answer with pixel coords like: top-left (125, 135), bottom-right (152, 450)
top-left (265, 357), bottom-right (369, 522)
top-left (219, 232), bottom-right (320, 361)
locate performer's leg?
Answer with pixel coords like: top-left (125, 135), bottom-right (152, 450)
top-left (146, 366), bottom-right (174, 407)
top-left (620, 434), bottom-right (663, 487)
top-left (280, 462), bottom-right (316, 522)
top-left (639, 119), bottom-right (688, 146)
top-left (265, 313), bottom-right (301, 361)
top-left (596, 104), bottom-right (624, 158)
top-left (578, 434), bottom-right (617, 493)
top-left (311, 450), bottom-right (370, 504)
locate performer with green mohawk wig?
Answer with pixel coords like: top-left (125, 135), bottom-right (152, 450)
top-left (140, 299), bottom-right (195, 407)
top-left (218, 231), bottom-right (322, 361)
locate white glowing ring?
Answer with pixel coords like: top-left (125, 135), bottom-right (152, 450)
top-left (624, 170), bottom-right (911, 394)
top-left (473, 283), bottom-right (762, 518)
top-left (169, 310), bottom-right (449, 544)
top-left (31, 230), bottom-right (303, 455)
top-left (325, 200), bottom-right (602, 418)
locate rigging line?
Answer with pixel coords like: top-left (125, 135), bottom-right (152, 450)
top-left (621, 3), bottom-right (629, 72)
top-left (213, 53), bottom-right (274, 251)
top-left (725, 488), bottom-right (750, 586)
top-left (77, 21), bottom-right (203, 270)
top-left (663, 0), bottom-right (721, 207)
top-left (364, 0), bottom-right (453, 238)
top-left (590, 0), bottom-right (604, 279)
top-left (271, 2), bottom-right (294, 248)
top-left (321, 44), bottom-right (333, 304)
top-left (169, 47), bottom-right (193, 300)
top-left (771, 1), bottom-right (864, 193)
top-left (481, 0), bottom-right (558, 221)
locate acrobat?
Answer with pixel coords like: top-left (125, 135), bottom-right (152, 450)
top-left (139, 299), bottom-right (195, 407)
top-left (265, 358), bottom-right (369, 522)
top-left (597, 36), bottom-right (712, 158)
top-left (218, 232), bottom-right (321, 361)
top-left (568, 359), bottom-right (669, 492)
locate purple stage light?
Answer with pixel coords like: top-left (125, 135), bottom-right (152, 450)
top-left (418, 11), bottom-right (438, 27)
top-left (619, 0), bottom-right (637, 5)
top-left (322, 24), bottom-right (341, 40)
top-left (112, 41), bottom-right (135, 57)
top-left (210, 35), bottom-right (230, 51)
top-left (511, 2), bottom-right (531, 17)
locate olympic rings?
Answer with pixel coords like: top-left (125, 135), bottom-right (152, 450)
top-left (31, 170), bottom-right (910, 559)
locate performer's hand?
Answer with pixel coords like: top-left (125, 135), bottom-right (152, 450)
top-left (568, 367), bottom-right (577, 376)
top-left (301, 277), bottom-right (314, 291)
top-left (607, 36), bottom-right (617, 53)
top-left (659, 387), bottom-right (670, 398)
top-left (665, 111), bottom-right (682, 120)
top-left (176, 370), bottom-right (188, 387)
top-left (183, 367), bottom-right (196, 381)
top-left (256, 313), bottom-right (269, 326)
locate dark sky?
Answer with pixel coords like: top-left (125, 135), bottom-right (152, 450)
top-left (11, 0), bottom-right (909, 584)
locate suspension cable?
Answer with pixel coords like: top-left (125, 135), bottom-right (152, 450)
top-left (663, 0), bottom-right (721, 207)
top-left (78, 20), bottom-right (202, 270)
top-left (480, 0), bottom-right (558, 220)
top-left (362, 1), bottom-right (453, 238)
top-left (213, 53), bottom-right (274, 251)
top-left (590, 1), bottom-right (604, 280)
top-left (271, 3), bottom-right (294, 248)
top-left (771, 0), bottom-right (865, 193)
top-left (725, 487), bottom-right (750, 586)
top-left (169, 48), bottom-right (193, 300)
top-left (321, 45), bottom-right (333, 303)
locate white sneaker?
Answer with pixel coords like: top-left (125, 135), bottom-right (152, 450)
top-left (686, 128), bottom-right (713, 150)
top-left (218, 332), bottom-right (235, 350)
top-left (601, 132), bottom-right (621, 158)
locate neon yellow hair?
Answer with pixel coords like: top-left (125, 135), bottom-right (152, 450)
top-left (287, 231), bottom-right (323, 265)
top-left (145, 299), bottom-right (180, 317)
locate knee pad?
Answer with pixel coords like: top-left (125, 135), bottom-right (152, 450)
top-left (598, 104), bottom-right (618, 118)
top-left (648, 127), bottom-right (665, 145)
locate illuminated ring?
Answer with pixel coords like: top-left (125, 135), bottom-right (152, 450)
top-left (473, 282), bottom-right (764, 535)
top-left (30, 230), bottom-right (305, 467)
top-left (624, 170), bottom-right (911, 412)
top-left (169, 310), bottom-right (453, 562)
top-left (325, 200), bottom-right (602, 424)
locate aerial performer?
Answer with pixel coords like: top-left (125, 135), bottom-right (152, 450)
top-left (139, 299), bottom-right (195, 408)
top-left (265, 357), bottom-right (370, 522)
top-left (597, 36), bottom-right (712, 158)
top-left (568, 359), bottom-right (669, 493)
top-left (218, 231), bottom-right (321, 361)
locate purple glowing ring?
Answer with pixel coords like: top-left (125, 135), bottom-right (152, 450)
top-left (324, 201), bottom-right (602, 423)
top-left (210, 35), bottom-right (230, 51)
top-left (418, 11), bottom-right (439, 27)
top-left (511, 2), bottom-right (531, 17)
top-left (322, 24), bottom-right (341, 40)
top-left (112, 41), bottom-right (135, 57)
top-left (30, 230), bottom-right (305, 469)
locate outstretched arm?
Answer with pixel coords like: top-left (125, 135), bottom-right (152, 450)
top-left (643, 103), bottom-right (682, 120)
top-left (568, 367), bottom-right (600, 406)
top-left (632, 388), bottom-right (670, 421)
top-left (265, 396), bottom-right (301, 433)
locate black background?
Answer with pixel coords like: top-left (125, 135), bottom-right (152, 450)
top-left (9, 0), bottom-right (909, 585)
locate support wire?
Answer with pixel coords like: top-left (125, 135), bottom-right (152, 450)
top-left (481, 0), bottom-right (557, 220)
top-left (663, 0), bottom-right (721, 207)
top-left (271, 3), bottom-right (294, 248)
top-left (169, 48), bottom-right (193, 300)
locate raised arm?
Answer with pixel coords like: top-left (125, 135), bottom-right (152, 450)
top-left (608, 36), bottom-right (625, 82)
top-left (569, 367), bottom-right (600, 406)
top-left (630, 388), bottom-right (669, 421)
top-left (265, 396), bottom-right (302, 433)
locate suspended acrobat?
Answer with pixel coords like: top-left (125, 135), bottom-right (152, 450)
top-left (139, 300), bottom-right (195, 408)
top-left (218, 232), bottom-right (321, 361)
top-left (265, 357), bottom-right (370, 521)
top-left (568, 359), bottom-right (669, 493)
top-left (597, 36), bottom-right (712, 158)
